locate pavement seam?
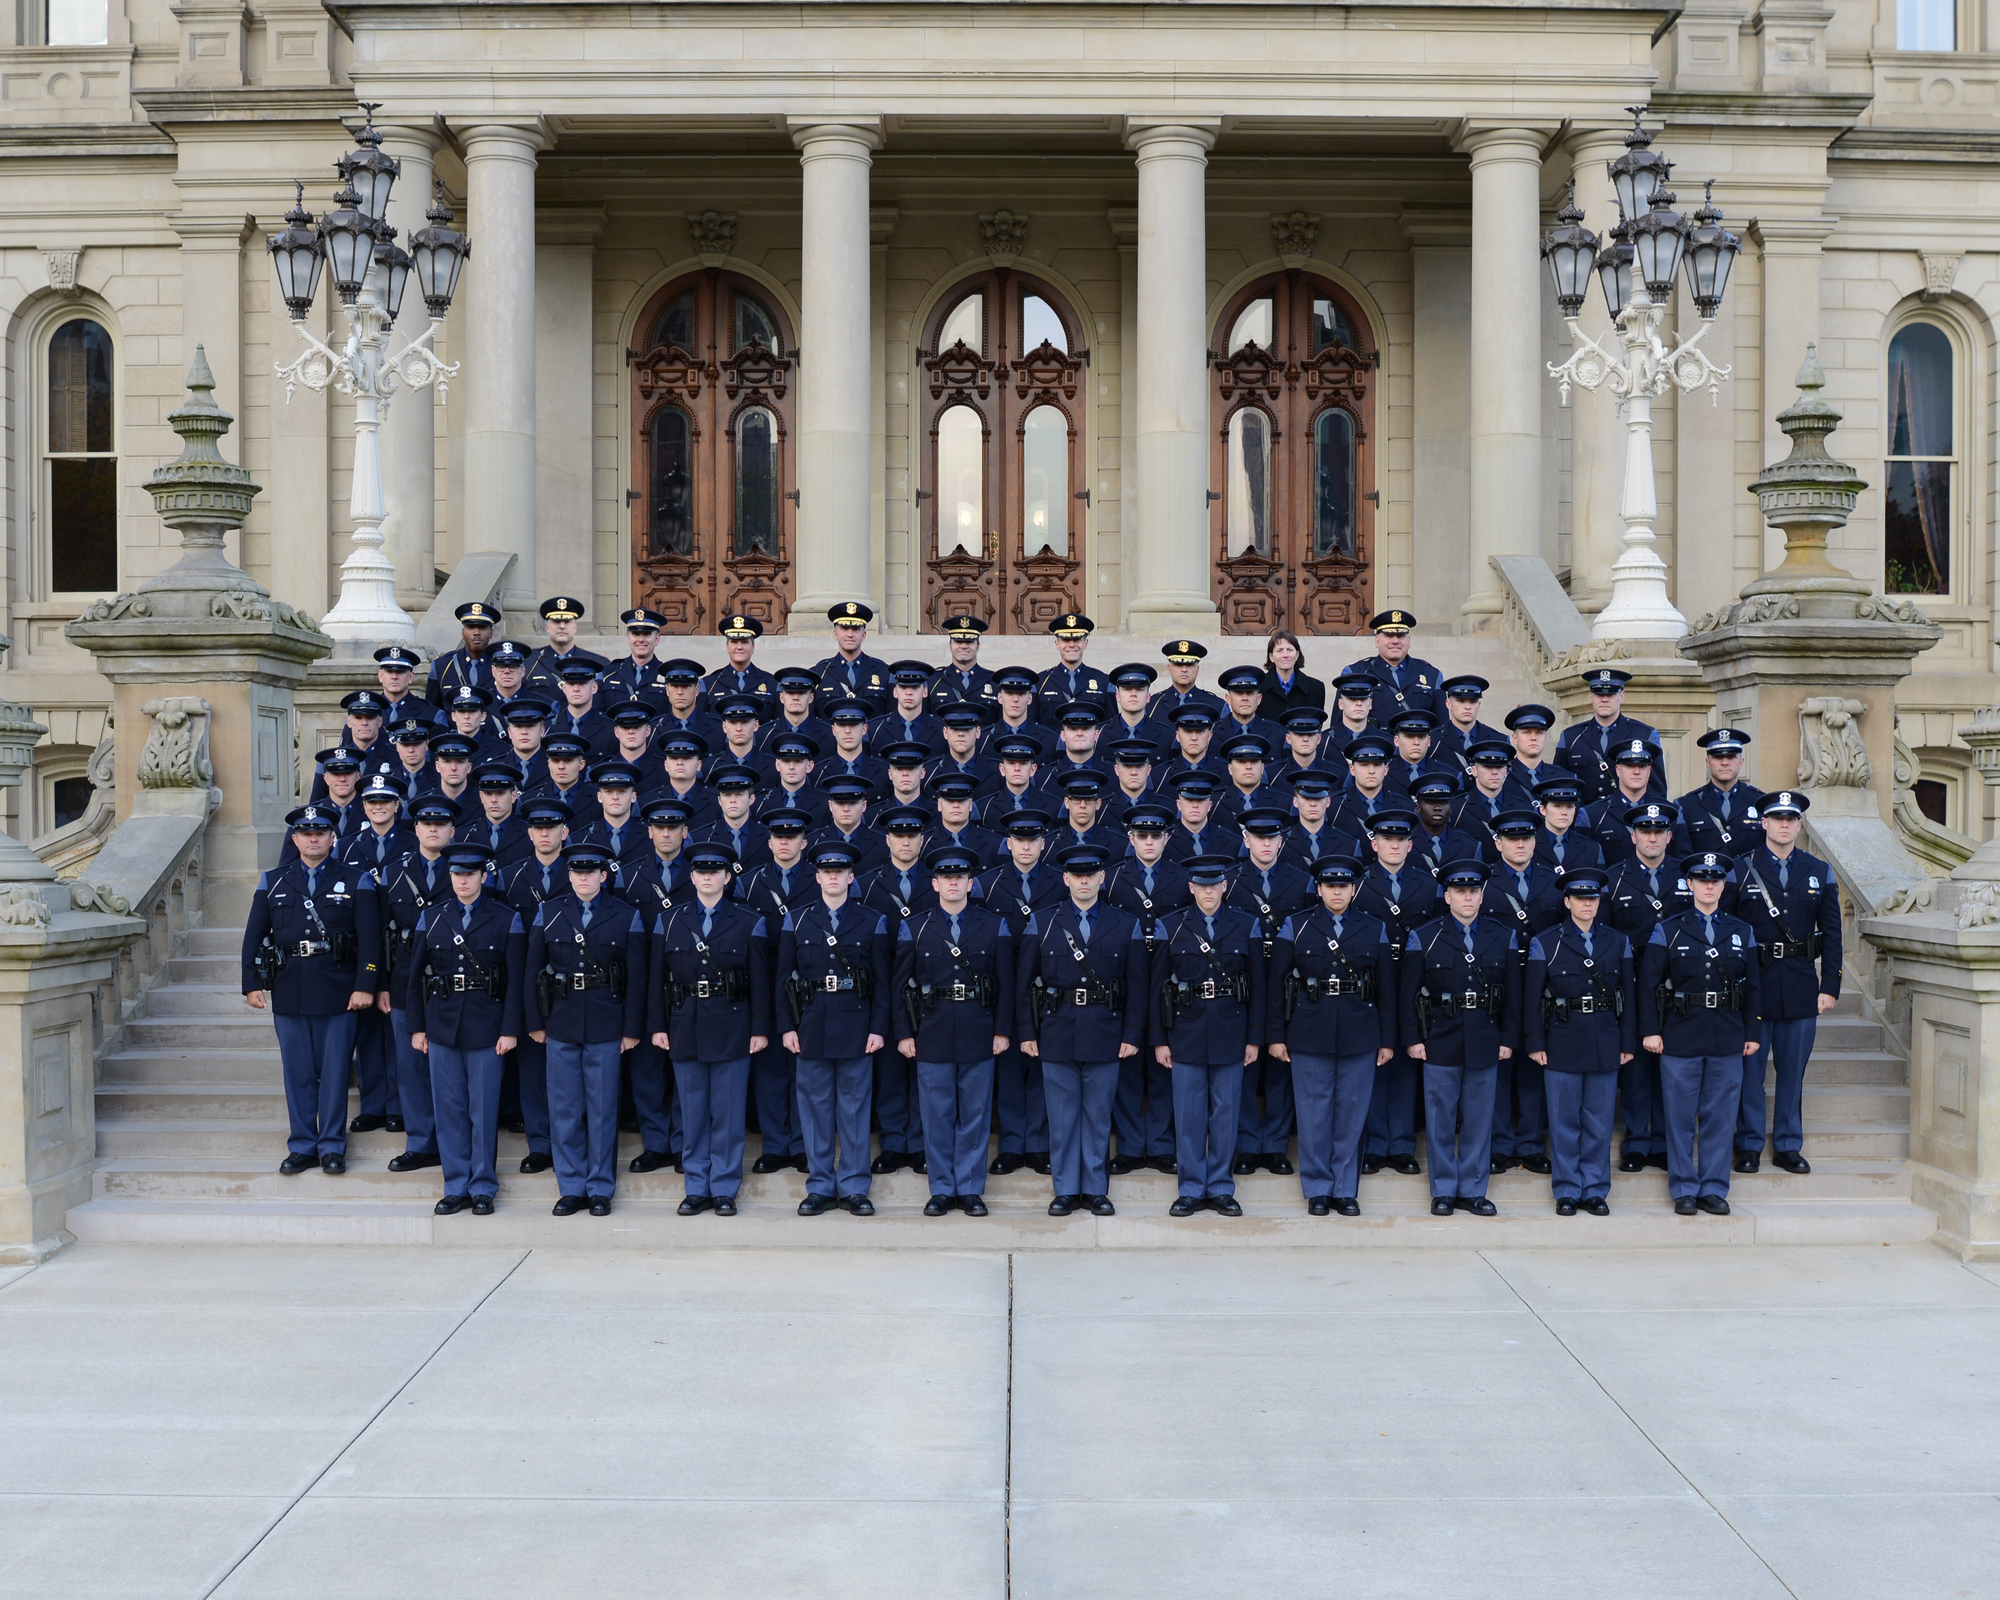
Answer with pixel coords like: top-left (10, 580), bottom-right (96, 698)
top-left (197, 1247), bottom-right (534, 1599)
top-left (1476, 1250), bottom-right (1804, 1600)
top-left (1005, 1251), bottom-right (1015, 1600)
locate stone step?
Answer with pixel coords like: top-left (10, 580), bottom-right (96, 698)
top-left (120, 1014), bottom-right (280, 1051)
top-left (61, 1193), bottom-right (1936, 1250)
top-left (166, 954), bottom-right (242, 986)
top-left (1810, 1016), bottom-right (1885, 1052)
top-left (1798, 1050), bottom-right (1905, 1086)
top-left (186, 927), bottom-right (246, 957)
top-left (1793, 1123), bottom-right (1909, 1160)
top-left (142, 984), bottom-right (273, 1017)
top-left (96, 1083), bottom-right (295, 1122)
top-left (99, 1051), bottom-right (284, 1087)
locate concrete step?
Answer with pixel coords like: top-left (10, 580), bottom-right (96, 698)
top-left (62, 1193), bottom-right (1936, 1250)
top-left (1792, 1123), bottom-right (1909, 1160)
top-left (165, 954), bottom-right (242, 986)
top-left (99, 1051), bottom-right (284, 1088)
top-left (1811, 1016), bottom-right (1886, 1053)
top-left (96, 1083), bottom-right (294, 1122)
top-left (120, 1014), bottom-right (280, 1051)
top-left (142, 985), bottom-right (272, 1017)
top-left (1800, 1050), bottom-right (1905, 1086)
top-left (186, 927), bottom-right (246, 957)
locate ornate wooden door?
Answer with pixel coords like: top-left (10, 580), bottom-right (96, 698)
top-left (630, 270), bottom-right (797, 633)
top-left (918, 269), bottom-right (1088, 633)
top-left (1209, 270), bottom-right (1376, 635)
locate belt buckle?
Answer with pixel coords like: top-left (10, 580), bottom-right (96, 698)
top-left (823, 974), bottom-right (841, 993)
top-left (951, 982), bottom-right (968, 1001)
top-left (1073, 987), bottom-right (1090, 1006)
top-left (1704, 991), bottom-right (1719, 1009)
top-left (1326, 979), bottom-right (1341, 996)
top-left (1198, 979), bottom-right (1217, 1000)
top-left (1461, 990), bottom-right (1480, 1008)
top-left (452, 972), bottom-right (467, 992)
top-left (695, 980), bottom-right (711, 999)
top-left (297, 941), bottom-right (314, 957)
top-left (572, 973), bottom-right (588, 992)
top-left (1577, 996), bottom-right (1595, 1014)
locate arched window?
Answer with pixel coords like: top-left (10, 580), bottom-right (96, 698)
top-left (629, 270), bottom-right (795, 631)
top-left (44, 316), bottom-right (117, 595)
top-left (918, 269), bottom-right (1087, 632)
top-left (1884, 319), bottom-right (1958, 596)
top-left (1209, 272), bottom-right (1375, 634)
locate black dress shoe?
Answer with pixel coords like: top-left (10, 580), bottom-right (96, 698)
top-left (751, 1154), bottom-right (789, 1174)
top-left (1027, 1154), bottom-right (1051, 1176)
top-left (435, 1194), bottom-right (470, 1216)
top-left (673, 1154), bottom-right (684, 1174)
top-left (1491, 1156), bottom-right (1515, 1176)
top-left (1646, 1152), bottom-right (1669, 1170)
top-left (1430, 1197), bottom-right (1455, 1217)
top-left (1459, 1196), bottom-right (1498, 1217)
top-left (1520, 1156), bottom-right (1552, 1176)
top-left (1170, 1196), bottom-right (1204, 1218)
top-left (388, 1151), bottom-right (440, 1172)
top-left (1556, 1198), bottom-right (1578, 1216)
top-left (1109, 1155), bottom-right (1142, 1175)
top-left (961, 1196), bottom-right (988, 1217)
top-left (1618, 1151), bottom-right (1648, 1173)
top-left (1332, 1198), bottom-right (1360, 1217)
top-left (1209, 1195), bottom-right (1242, 1218)
top-left (1151, 1155), bottom-right (1177, 1175)
top-left (677, 1195), bottom-right (711, 1216)
top-left (278, 1153), bottom-right (320, 1176)
top-left (1307, 1196), bottom-right (1332, 1217)
top-left (1361, 1155), bottom-right (1384, 1175)
top-left (1582, 1197), bottom-right (1610, 1216)
top-left (924, 1195), bottom-right (953, 1217)
top-left (1772, 1151), bottom-right (1811, 1174)
top-left (519, 1152), bottom-right (553, 1175)
top-left (619, 1114), bottom-right (641, 1133)
top-left (471, 1196), bottom-right (494, 1216)
top-left (498, 1114), bottom-right (526, 1133)
top-left (798, 1193), bottom-right (836, 1216)
top-left (1734, 1151), bottom-right (1761, 1173)
top-left (1264, 1155), bottom-right (1295, 1176)
top-left (1674, 1196), bottom-right (1698, 1216)
top-left (1231, 1154), bottom-right (1258, 1176)
top-left (911, 1154), bottom-right (927, 1175)
top-left (1048, 1194), bottom-right (1076, 1217)
top-left (1697, 1194), bottom-right (1731, 1216)
top-left (552, 1194), bottom-right (587, 1216)
top-left (790, 1155), bottom-right (810, 1173)
top-left (630, 1149), bottom-right (673, 1173)
top-left (348, 1113), bottom-right (387, 1133)
top-left (872, 1151), bottom-right (907, 1174)
top-left (990, 1153), bottom-right (1025, 1175)
top-left (1391, 1156), bottom-right (1421, 1176)
top-left (588, 1197), bottom-right (611, 1217)
top-left (713, 1197), bottom-right (737, 1216)
top-left (842, 1194), bottom-right (875, 1217)
top-left (384, 1115), bottom-right (405, 1133)
top-left (320, 1155), bottom-right (347, 1175)
top-left (1086, 1194), bottom-right (1116, 1217)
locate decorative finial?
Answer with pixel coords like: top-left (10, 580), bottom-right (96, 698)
top-left (1794, 342), bottom-right (1827, 394)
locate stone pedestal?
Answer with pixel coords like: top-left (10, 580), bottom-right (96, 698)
top-left (1546, 645), bottom-right (1713, 796)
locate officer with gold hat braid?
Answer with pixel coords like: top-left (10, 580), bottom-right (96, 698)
top-left (1148, 639), bottom-right (1225, 722)
top-left (928, 613), bottom-right (999, 716)
top-left (598, 606), bottom-right (673, 713)
top-left (813, 601), bottom-right (891, 719)
top-left (702, 612), bottom-right (779, 708)
top-left (427, 601), bottom-right (500, 705)
top-left (1352, 609), bottom-right (1443, 729)
top-left (522, 596), bottom-right (609, 702)
top-left (1035, 613), bottom-right (1111, 729)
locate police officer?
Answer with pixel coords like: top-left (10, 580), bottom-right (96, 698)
top-left (813, 601), bottom-right (892, 718)
top-left (373, 644), bottom-right (442, 734)
top-left (1554, 667), bottom-right (1668, 805)
top-left (894, 844), bottom-right (1015, 1215)
top-left (498, 796), bottom-right (573, 1173)
top-left (1153, 853), bottom-right (1265, 1218)
top-left (1581, 742), bottom-right (1682, 866)
top-left (777, 839), bottom-right (892, 1216)
top-left (1481, 808), bottom-right (1565, 1176)
top-left (522, 595), bottom-right (609, 702)
top-left (858, 806), bottom-right (937, 1176)
top-left (374, 797), bottom-right (460, 1173)
top-left (1035, 613), bottom-right (1110, 728)
top-left (702, 612), bottom-right (779, 708)
top-left (1603, 803), bottom-right (1693, 1172)
top-left (1354, 608), bottom-right (1443, 727)
top-left (1267, 855), bottom-right (1395, 1216)
top-left (405, 842), bottom-right (525, 1216)
top-left (1638, 852), bottom-right (1763, 1216)
top-left (1677, 727), bottom-right (1765, 856)
top-left (926, 614), bottom-right (997, 716)
top-left (978, 808), bottom-right (1063, 1176)
top-left (1104, 802), bottom-right (1190, 1174)
top-left (738, 807), bottom-right (819, 1174)
top-left (621, 794), bottom-right (696, 1177)
top-left (1355, 807), bottom-right (1438, 1177)
top-left (1402, 859), bottom-right (1522, 1217)
top-left (242, 804), bottom-right (383, 1175)
top-left (599, 606), bottom-right (673, 712)
top-left (1148, 638), bottom-right (1224, 722)
top-left (523, 842), bottom-right (647, 1217)
top-left (1532, 773), bottom-right (1605, 880)
top-left (1015, 842), bottom-right (1147, 1217)
top-left (647, 841), bottom-right (772, 1216)
top-left (1229, 807), bottom-right (1313, 1175)
top-left (426, 600), bottom-right (500, 704)
top-left (1524, 871), bottom-right (1637, 1216)
top-left (1433, 675), bottom-right (1503, 771)
top-left (1733, 789), bottom-right (1840, 1175)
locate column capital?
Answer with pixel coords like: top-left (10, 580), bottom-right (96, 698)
top-left (458, 117), bottom-right (552, 158)
top-left (1749, 215), bottom-right (1839, 251)
top-left (167, 211), bottom-right (255, 246)
top-left (1453, 122), bottom-right (1560, 160)
top-left (374, 118), bottom-right (442, 161)
top-left (788, 116), bottom-right (883, 155)
top-left (1123, 117), bottom-right (1221, 156)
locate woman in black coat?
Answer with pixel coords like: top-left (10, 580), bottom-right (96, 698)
top-left (1258, 630), bottom-right (1327, 723)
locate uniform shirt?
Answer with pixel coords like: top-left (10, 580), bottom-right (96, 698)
top-left (1674, 780), bottom-right (1768, 858)
top-left (1103, 856), bottom-right (1193, 953)
top-left (404, 894), bottom-right (526, 1049)
top-left (1145, 683), bottom-right (1226, 722)
top-left (1554, 714), bottom-right (1668, 807)
top-left (1602, 856), bottom-right (1694, 948)
top-left (1480, 860), bottom-right (1567, 941)
top-left (692, 817), bottom-right (772, 877)
top-left (521, 644), bottom-right (610, 703)
top-left (522, 892), bottom-right (648, 1045)
top-left (1013, 900), bottom-right (1147, 1061)
top-left (1433, 718), bottom-right (1507, 773)
top-left (280, 796), bottom-right (364, 863)
top-left (866, 710), bottom-right (946, 757)
top-left (776, 899), bottom-right (893, 1057)
top-left (892, 904), bottom-right (1016, 1060)
top-left (1268, 905), bottom-right (1394, 1056)
top-left (1731, 844), bottom-right (1841, 1020)
top-left (1524, 920), bottom-right (1637, 1072)
top-left (810, 651), bottom-right (892, 719)
top-left (1033, 661), bottom-right (1112, 729)
top-left (380, 693), bottom-right (444, 736)
top-left (1352, 652), bottom-right (1444, 728)
top-left (1410, 825), bottom-right (1485, 879)
top-left (426, 646), bottom-right (493, 705)
top-left (342, 823), bottom-right (416, 877)
top-left (1398, 914), bottom-right (1522, 1067)
top-left (599, 655), bottom-right (674, 713)
top-left (1637, 909), bottom-right (1762, 1057)
top-left (1533, 825), bottom-right (1605, 881)
top-left (699, 660), bottom-right (780, 710)
top-left (1353, 859), bottom-right (1441, 951)
top-left (926, 662), bottom-right (999, 717)
top-left (374, 848), bottom-right (455, 998)
top-left (1226, 858), bottom-right (1315, 960)
top-left (1148, 904), bottom-right (1265, 1066)
top-left (1581, 792), bottom-right (1689, 868)
top-left (645, 898), bottom-right (773, 1062)
top-left (240, 858), bottom-right (383, 1015)
top-left (858, 858), bottom-right (939, 928)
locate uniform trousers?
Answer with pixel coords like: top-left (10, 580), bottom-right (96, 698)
top-left (918, 1057), bottom-right (995, 1198)
top-left (626, 1040), bottom-right (681, 1156)
top-left (1662, 1053), bottom-right (1739, 1199)
top-left (1113, 1054), bottom-right (1175, 1159)
top-left (1618, 1048), bottom-right (1667, 1158)
top-left (274, 1010), bottom-right (359, 1159)
top-left (1740, 1017), bottom-right (1814, 1154)
top-left (1544, 1070), bottom-right (1618, 1202)
top-left (506, 1038), bottom-right (552, 1156)
top-left (390, 1008), bottom-right (437, 1155)
top-left (1173, 1059), bottom-right (1244, 1199)
top-left (1364, 1052), bottom-right (1420, 1158)
top-left (1291, 1051), bottom-right (1376, 1200)
top-left (1422, 1062), bottom-right (1497, 1200)
top-left (1491, 1054), bottom-right (1547, 1159)
top-left (993, 1045), bottom-right (1050, 1156)
top-left (428, 1042), bottom-right (505, 1199)
top-left (1041, 1059), bottom-right (1119, 1198)
top-left (794, 1055), bottom-right (874, 1198)
top-left (1235, 1050), bottom-right (1295, 1156)
top-left (545, 1038), bottom-right (623, 1199)
top-left (751, 1042), bottom-right (803, 1160)
top-left (350, 1006), bottom-right (400, 1119)
top-left (875, 1049), bottom-right (922, 1155)
top-left (677, 1056), bottom-right (751, 1199)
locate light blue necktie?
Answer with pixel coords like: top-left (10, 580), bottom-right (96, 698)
top-left (462, 904), bottom-right (474, 931)
top-left (1581, 927), bottom-right (1593, 959)
top-left (1515, 871), bottom-right (1531, 899)
top-left (1259, 871), bottom-right (1272, 900)
top-left (1385, 871), bottom-right (1400, 907)
top-left (1142, 866), bottom-right (1155, 896)
top-left (1203, 914), bottom-right (1215, 942)
top-left (1645, 868), bottom-right (1660, 898)
top-left (828, 907), bottom-right (840, 934)
top-left (949, 914), bottom-right (961, 945)
top-left (1702, 914), bottom-right (1716, 944)
top-left (898, 870), bottom-right (913, 902)
top-left (540, 863), bottom-right (553, 896)
top-left (1078, 910), bottom-right (1091, 943)
top-left (1553, 836), bottom-right (1566, 866)
top-left (1464, 923), bottom-right (1477, 956)
top-left (1332, 915), bottom-right (1344, 939)
top-left (1778, 857), bottom-right (1790, 891)
top-left (580, 900), bottom-right (593, 929)
top-left (305, 867), bottom-right (319, 897)
top-left (700, 907), bottom-right (713, 939)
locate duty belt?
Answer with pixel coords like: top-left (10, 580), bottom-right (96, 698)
top-left (1174, 976), bottom-right (1246, 1003)
top-left (1765, 933), bottom-right (1822, 963)
top-left (568, 971), bottom-right (618, 991)
top-left (1298, 973), bottom-right (1374, 1001)
top-left (1058, 983), bottom-right (1121, 1009)
top-left (820, 974), bottom-right (857, 992)
top-left (293, 940), bottom-right (330, 958)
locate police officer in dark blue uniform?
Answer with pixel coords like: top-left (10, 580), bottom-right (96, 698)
top-left (1354, 608), bottom-right (1443, 727)
top-left (1554, 667), bottom-right (1668, 805)
top-left (647, 840), bottom-right (772, 1215)
top-left (498, 796), bottom-right (572, 1173)
top-left (1449, 738), bottom-right (1534, 846)
top-left (1638, 851), bottom-right (1763, 1215)
top-left (405, 842), bottom-right (525, 1215)
top-left (1433, 675), bottom-right (1504, 772)
top-left (738, 808), bottom-right (818, 1173)
top-left (979, 808), bottom-right (1063, 1176)
top-left (522, 594), bottom-right (609, 702)
top-left (621, 794), bottom-right (696, 1177)
top-left (1148, 638), bottom-right (1224, 723)
top-left (1355, 808), bottom-right (1438, 1176)
top-left (1481, 808), bottom-right (1565, 1175)
top-left (524, 842), bottom-right (647, 1217)
top-left (1213, 664), bottom-right (1289, 756)
top-left (1732, 789), bottom-right (1840, 1175)
top-left (1676, 726), bottom-right (1766, 856)
top-left (1153, 853), bottom-right (1265, 1217)
top-left (372, 643), bottom-right (442, 735)
top-left (1016, 841), bottom-right (1147, 1217)
top-left (1268, 855), bottom-right (1396, 1216)
top-left (373, 797), bottom-right (460, 1172)
top-left (1581, 742), bottom-right (1682, 866)
top-left (1603, 803), bottom-right (1693, 1172)
top-left (242, 804), bottom-right (383, 1175)
top-left (1532, 773), bottom-right (1605, 880)
top-left (701, 612), bottom-right (780, 709)
top-left (425, 600), bottom-right (500, 705)
top-left (1408, 771), bottom-right (1483, 878)
top-left (1228, 807), bottom-right (1313, 1174)
top-left (858, 805), bottom-right (937, 1176)
top-left (778, 839), bottom-right (892, 1216)
top-left (925, 614), bottom-right (998, 717)
top-left (1104, 802), bottom-right (1189, 1174)
top-left (813, 600), bottom-right (892, 718)
top-left (1034, 613), bottom-right (1110, 729)
top-left (1524, 870), bottom-right (1637, 1215)
top-left (597, 606), bottom-right (673, 714)
top-left (1401, 859), bottom-right (1522, 1217)
top-left (980, 665), bottom-right (1058, 761)
top-left (894, 844), bottom-right (1015, 1215)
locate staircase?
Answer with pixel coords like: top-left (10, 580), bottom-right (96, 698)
top-left (65, 927), bottom-right (1935, 1249)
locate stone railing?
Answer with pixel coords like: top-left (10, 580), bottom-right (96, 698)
top-left (1489, 554), bottom-right (1592, 687)
top-left (31, 735), bottom-right (118, 878)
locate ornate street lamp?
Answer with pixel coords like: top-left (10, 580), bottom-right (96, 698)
top-left (1539, 180), bottom-right (1599, 319)
top-left (1682, 180), bottom-right (1743, 319)
top-left (408, 181), bottom-right (470, 321)
top-left (266, 183), bottom-right (325, 321)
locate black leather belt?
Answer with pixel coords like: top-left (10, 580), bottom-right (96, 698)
top-left (820, 975), bottom-right (856, 992)
top-left (294, 940), bottom-right (330, 957)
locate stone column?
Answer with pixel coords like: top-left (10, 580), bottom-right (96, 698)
top-left (460, 122), bottom-right (548, 619)
top-left (1561, 126), bottom-right (1635, 612)
top-left (1402, 206), bottom-right (1472, 628)
top-left (378, 121), bottom-right (442, 613)
top-left (1459, 127), bottom-right (1549, 631)
top-left (789, 118), bottom-right (882, 623)
top-left (1124, 120), bottom-right (1219, 636)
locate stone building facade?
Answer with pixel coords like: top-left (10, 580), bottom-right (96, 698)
top-left (1, 0), bottom-right (1996, 843)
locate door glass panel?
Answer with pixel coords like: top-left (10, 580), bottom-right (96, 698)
top-left (651, 291), bottom-right (694, 353)
top-left (1312, 409), bottom-right (1357, 557)
top-left (938, 405), bottom-right (984, 556)
top-left (49, 318), bottom-right (112, 454)
top-left (648, 407), bottom-right (693, 557)
top-left (1022, 294), bottom-right (1067, 355)
top-left (1225, 408), bottom-right (1273, 557)
top-left (939, 293), bottom-right (982, 353)
top-left (1022, 406), bottom-right (1067, 555)
top-left (1312, 296), bottom-right (1355, 354)
top-left (736, 294), bottom-right (780, 354)
top-left (735, 407), bottom-right (779, 557)
top-left (1227, 298), bottom-right (1273, 355)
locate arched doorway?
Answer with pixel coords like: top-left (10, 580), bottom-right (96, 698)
top-left (629, 270), bottom-right (796, 633)
top-left (918, 269), bottom-right (1088, 633)
top-left (1209, 271), bottom-right (1376, 634)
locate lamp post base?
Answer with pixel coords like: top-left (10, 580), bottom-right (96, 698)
top-left (319, 544), bottom-right (416, 642)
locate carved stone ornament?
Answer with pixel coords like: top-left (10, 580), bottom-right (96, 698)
top-left (67, 880), bottom-right (132, 916)
top-left (1271, 211), bottom-right (1321, 261)
top-left (76, 594), bottom-right (154, 624)
top-left (1857, 595), bottom-right (1933, 626)
top-left (1920, 253), bottom-right (1960, 302)
top-left (687, 210), bottom-right (738, 264)
top-left (0, 886), bottom-right (53, 928)
top-left (1880, 879), bottom-right (1937, 916)
top-left (209, 589), bottom-right (319, 631)
top-left (1686, 594), bottom-right (1803, 635)
top-left (1797, 695), bottom-right (1872, 788)
top-left (978, 209), bottom-right (1030, 262)
top-left (44, 249), bottom-right (81, 295)
top-left (137, 696), bottom-right (216, 791)
top-left (1550, 638), bottom-right (1637, 672)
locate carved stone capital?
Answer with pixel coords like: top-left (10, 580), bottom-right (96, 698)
top-left (1920, 253), bottom-right (1960, 302)
top-left (43, 250), bottom-right (81, 295)
top-left (1797, 695), bottom-right (1872, 788)
top-left (137, 696), bottom-right (216, 792)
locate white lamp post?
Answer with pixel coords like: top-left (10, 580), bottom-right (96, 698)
top-left (266, 105), bottom-right (470, 642)
top-left (1543, 110), bottom-right (1744, 642)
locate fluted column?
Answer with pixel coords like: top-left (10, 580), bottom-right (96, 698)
top-left (379, 121), bottom-right (441, 612)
